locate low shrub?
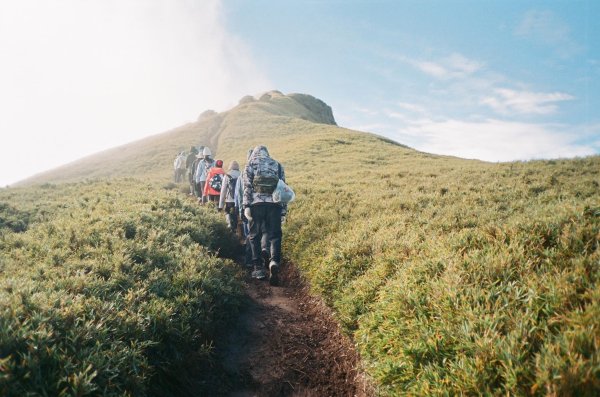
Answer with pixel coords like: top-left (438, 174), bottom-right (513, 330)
top-left (0, 180), bottom-right (243, 396)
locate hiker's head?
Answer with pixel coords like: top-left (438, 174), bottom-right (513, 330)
top-left (229, 161), bottom-right (240, 171)
top-left (202, 147), bottom-right (212, 159)
top-left (251, 145), bottom-right (269, 159)
top-left (215, 159), bottom-right (223, 168)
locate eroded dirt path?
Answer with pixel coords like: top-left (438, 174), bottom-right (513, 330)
top-left (216, 263), bottom-right (373, 397)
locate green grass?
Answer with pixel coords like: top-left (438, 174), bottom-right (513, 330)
top-left (283, 148), bottom-right (600, 395)
top-left (211, 95), bottom-right (599, 395)
top-left (0, 180), bottom-right (243, 396)
top-left (6, 92), bottom-right (600, 395)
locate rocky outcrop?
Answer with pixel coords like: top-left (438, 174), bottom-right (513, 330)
top-left (258, 90), bottom-right (284, 101)
top-left (238, 95), bottom-right (256, 105)
top-left (198, 109), bottom-right (218, 121)
top-left (289, 93), bottom-right (336, 125)
top-left (238, 91), bottom-right (337, 125)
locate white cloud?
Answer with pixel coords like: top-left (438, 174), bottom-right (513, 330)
top-left (515, 10), bottom-right (582, 58)
top-left (415, 61), bottom-right (449, 78)
top-left (407, 52), bottom-right (483, 80)
top-left (351, 123), bottom-right (391, 132)
top-left (396, 102), bottom-right (427, 114)
top-left (391, 118), bottom-right (595, 162)
top-left (385, 111), bottom-right (408, 121)
top-left (355, 107), bottom-right (380, 116)
top-left (0, 0), bottom-right (270, 186)
top-left (445, 53), bottom-right (483, 74)
top-left (482, 88), bottom-right (574, 115)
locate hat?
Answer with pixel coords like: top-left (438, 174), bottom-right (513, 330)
top-left (229, 161), bottom-right (239, 171)
top-left (215, 159), bottom-right (223, 167)
top-left (202, 147), bottom-right (212, 156)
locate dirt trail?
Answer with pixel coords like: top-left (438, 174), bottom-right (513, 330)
top-left (216, 262), bottom-right (373, 397)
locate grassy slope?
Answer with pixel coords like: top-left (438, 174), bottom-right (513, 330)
top-left (0, 181), bottom-right (242, 396)
top-left (207, 96), bottom-right (600, 395)
top-left (6, 93), bottom-right (600, 395)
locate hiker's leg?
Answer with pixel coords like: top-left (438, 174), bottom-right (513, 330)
top-left (261, 230), bottom-right (268, 252)
top-left (244, 233), bottom-right (253, 266)
top-left (266, 205), bottom-right (283, 264)
top-left (189, 172), bottom-right (194, 194)
top-left (199, 181), bottom-right (206, 200)
top-left (226, 204), bottom-right (237, 230)
top-left (248, 206), bottom-right (266, 266)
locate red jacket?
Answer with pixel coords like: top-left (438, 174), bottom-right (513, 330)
top-left (204, 167), bottom-right (224, 196)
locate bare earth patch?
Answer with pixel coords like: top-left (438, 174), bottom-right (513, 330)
top-left (216, 262), bottom-right (374, 397)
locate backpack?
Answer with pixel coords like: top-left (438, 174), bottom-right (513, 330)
top-left (228, 176), bottom-right (238, 198)
top-left (253, 158), bottom-right (281, 194)
top-left (209, 173), bottom-right (223, 192)
top-left (175, 154), bottom-right (185, 169)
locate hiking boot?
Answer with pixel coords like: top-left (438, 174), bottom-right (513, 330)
top-left (251, 267), bottom-right (267, 280)
top-left (244, 262), bottom-right (254, 270)
top-left (269, 260), bottom-right (280, 286)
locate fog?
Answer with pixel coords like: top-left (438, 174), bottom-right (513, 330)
top-left (0, 0), bottom-right (270, 186)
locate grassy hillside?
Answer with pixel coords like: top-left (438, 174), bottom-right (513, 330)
top-left (205, 94), bottom-right (600, 395)
top-left (0, 181), bottom-right (243, 396)
top-left (6, 91), bottom-right (600, 395)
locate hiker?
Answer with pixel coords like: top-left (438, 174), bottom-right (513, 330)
top-left (204, 159), bottom-right (224, 203)
top-left (174, 151), bottom-right (187, 183)
top-left (195, 147), bottom-right (215, 203)
top-left (236, 148), bottom-right (270, 271)
top-left (186, 146), bottom-right (199, 195)
top-left (191, 152), bottom-right (202, 198)
top-left (219, 160), bottom-right (240, 230)
top-left (243, 145), bottom-right (287, 285)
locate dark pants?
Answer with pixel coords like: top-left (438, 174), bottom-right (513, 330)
top-left (188, 171), bottom-right (195, 194)
top-left (224, 203), bottom-right (238, 230)
top-left (244, 235), bottom-right (253, 265)
top-left (249, 205), bottom-right (282, 266)
top-left (195, 181), bottom-right (206, 200)
top-left (175, 169), bottom-right (185, 183)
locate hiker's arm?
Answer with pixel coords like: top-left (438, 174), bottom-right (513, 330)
top-left (242, 166), bottom-right (253, 208)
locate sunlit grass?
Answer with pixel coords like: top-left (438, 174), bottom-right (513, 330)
top-left (193, 96), bottom-right (600, 395)
top-left (5, 93), bottom-right (600, 395)
top-left (0, 180), bottom-right (242, 396)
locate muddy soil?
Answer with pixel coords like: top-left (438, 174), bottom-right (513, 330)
top-left (215, 262), bottom-right (374, 397)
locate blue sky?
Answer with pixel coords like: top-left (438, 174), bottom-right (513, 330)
top-left (0, 0), bottom-right (598, 186)
top-left (224, 0), bottom-right (599, 161)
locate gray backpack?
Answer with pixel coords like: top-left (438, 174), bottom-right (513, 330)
top-left (253, 158), bottom-right (281, 194)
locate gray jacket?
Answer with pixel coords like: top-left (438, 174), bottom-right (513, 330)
top-left (218, 170), bottom-right (241, 209)
top-left (194, 158), bottom-right (215, 183)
